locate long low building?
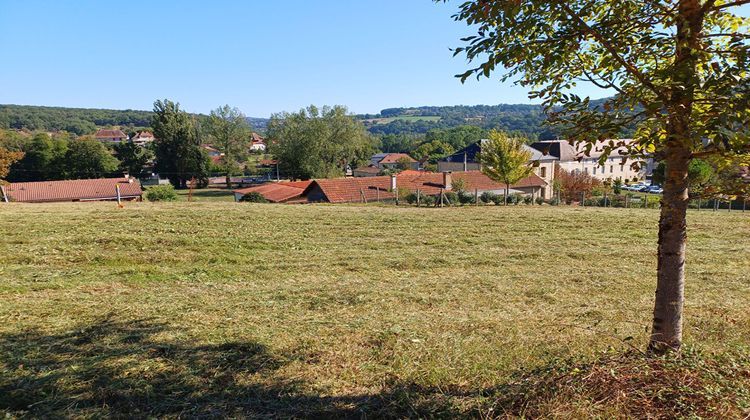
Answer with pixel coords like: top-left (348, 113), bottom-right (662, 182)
top-left (1, 177), bottom-right (143, 203)
top-left (233, 170), bottom-right (547, 204)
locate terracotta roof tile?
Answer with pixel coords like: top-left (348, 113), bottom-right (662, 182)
top-left (6, 178), bottom-right (143, 203)
top-left (233, 181), bottom-right (312, 203)
top-left (94, 129), bottom-right (127, 139)
top-left (378, 153), bottom-right (417, 164)
top-left (310, 170), bottom-right (546, 203)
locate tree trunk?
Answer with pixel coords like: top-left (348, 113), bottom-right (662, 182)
top-left (225, 173), bottom-right (232, 189)
top-left (649, 144), bottom-right (690, 354)
top-left (504, 184), bottom-right (509, 205)
top-left (648, 0), bottom-right (701, 355)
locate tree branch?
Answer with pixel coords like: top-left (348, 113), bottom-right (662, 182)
top-left (709, 0), bottom-right (750, 11)
top-left (552, 0), bottom-right (672, 105)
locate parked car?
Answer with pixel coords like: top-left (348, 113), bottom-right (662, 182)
top-left (638, 185), bottom-right (652, 192)
top-left (647, 185), bottom-right (663, 194)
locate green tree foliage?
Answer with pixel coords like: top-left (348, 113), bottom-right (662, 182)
top-left (413, 140), bottom-right (455, 165)
top-left (9, 133), bottom-right (68, 181)
top-left (267, 105), bottom-right (375, 180)
top-left (151, 100), bottom-right (210, 189)
top-left (63, 137), bottom-right (120, 179)
top-left (377, 133), bottom-right (420, 153)
top-left (114, 142), bottom-right (153, 178)
top-left (478, 130), bottom-right (533, 204)
top-left (653, 159), bottom-right (715, 197)
top-left (239, 191), bottom-right (269, 203)
top-left (145, 184), bottom-right (177, 202)
top-left (447, 0), bottom-right (750, 353)
top-left (205, 105), bottom-right (252, 188)
top-left (8, 133), bottom-right (121, 181)
top-left (425, 125), bottom-right (489, 151)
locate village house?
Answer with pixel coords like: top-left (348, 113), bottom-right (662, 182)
top-left (94, 129), bottom-right (128, 144)
top-left (370, 153), bottom-right (419, 170)
top-left (249, 133), bottom-right (266, 152)
top-left (352, 165), bottom-right (383, 177)
top-left (438, 141), bottom-right (558, 199)
top-left (131, 131), bottom-right (155, 147)
top-left (529, 139), bottom-right (650, 182)
top-left (1, 177), bottom-right (143, 203)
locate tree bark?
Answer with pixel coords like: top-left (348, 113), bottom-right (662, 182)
top-left (505, 184), bottom-right (509, 205)
top-left (648, 0), bottom-right (700, 354)
top-left (649, 144), bottom-right (690, 353)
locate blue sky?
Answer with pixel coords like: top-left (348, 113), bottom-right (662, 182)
top-left (1, 1), bottom-right (747, 117)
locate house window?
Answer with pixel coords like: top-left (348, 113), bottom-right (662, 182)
top-left (540, 167), bottom-right (547, 178)
top-left (593, 167), bottom-right (597, 175)
top-left (584, 167), bottom-right (589, 174)
top-left (610, 165), bottom-right (614, 173)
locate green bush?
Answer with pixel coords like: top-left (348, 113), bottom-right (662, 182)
top-left (480, 191), bottom-right (497, 204)
top-left (508, 193), bottom-right (524, 205)
top-left (240, 192), bottom-right (269, 203)
top-left (458, 191), bottom-right (475, 205)
top-left (546, 197), bottom-right (561, 206)
top-left (145, 185), bottom-right (177, 202)
top-left (491, 194), bottom-right (505, 206)
top-left (443, 191), bottom-right (459, 205)
top-left (421, 194), bottom-right (436, 206)
top-left (535, 196), bottom-right (544, 205)
top-left (405, 192), bottom-right (419, 205)
top-left (523, 195), bottom-right (533, 205)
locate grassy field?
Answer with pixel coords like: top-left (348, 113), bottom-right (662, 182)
top-left (0, 203), bottom-right (749, 417)
top-left (174, 188), bottom-right (235, 202)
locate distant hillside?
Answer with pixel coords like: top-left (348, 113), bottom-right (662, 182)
top-left (357, 104), bottom-right (559, 140)
top-left (0, 104), bottom-right (270, 136)
top-left (0, 105), bottom-right (154, 136)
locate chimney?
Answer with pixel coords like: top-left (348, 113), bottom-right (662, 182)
top-left (390, 174), bottom-right (397, 191)
top-left (443, 171), bottom-right (452, 190)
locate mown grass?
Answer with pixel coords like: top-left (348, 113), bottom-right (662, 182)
top-left (0, 203), bottom-right (748, 417)
top-left (174, 187), bottom-right (235, 202)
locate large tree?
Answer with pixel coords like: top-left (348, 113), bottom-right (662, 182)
top-left (63, 137), bottom-right (120, 179)
top-left (267, 105), bottom-right (375, 180)
top-left (205, 105), bottom-right (251, 188)
top-left (151, 99), bottom-right (210, 189)
top-left (478, 130), bottom-right (533, 204)
top-left (9, 133), bottom-right (68, 181)
top-left (447, 0), bottom-right (750, 353)
top-left (114, 141), bottom-right (153, 178)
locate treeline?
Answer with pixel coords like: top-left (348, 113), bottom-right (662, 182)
top-left (360, 104), bottom-right (558, 139)
top-left (0, 105), bottom-right (154, 136)
top-left (360, 99), bottom-right (635, 139)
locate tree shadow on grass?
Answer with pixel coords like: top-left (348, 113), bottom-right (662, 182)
top-left (2, 317), bottom-right (746, 418)
top-left (0, 316), bottom-right (461, 418)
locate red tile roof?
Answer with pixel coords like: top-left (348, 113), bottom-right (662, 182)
top-left (310, 170), bottom-right (547, 203)
top-left (312, 177), bottom-right (393, 203)
top-left (378, 153), bottom-right (417, 164)
top-left (251, 133), bottom-right (266, 144)
top-left (133, 131), bottom-right (154, 139)
top-left (233, 181), bottom-right (312, 203)
top-left (94, 129), bottom-right (127, 139)
top-left (5, 177), bottom-right (143, 203)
